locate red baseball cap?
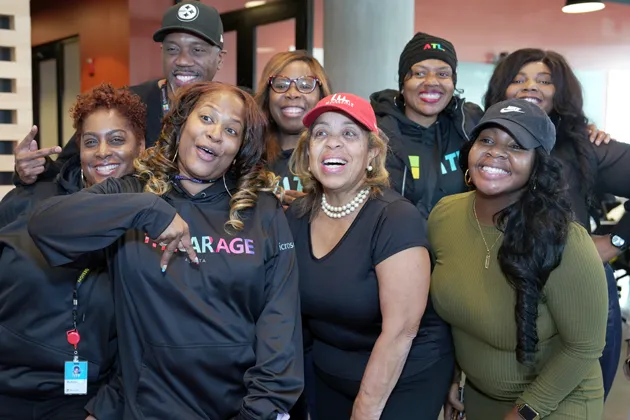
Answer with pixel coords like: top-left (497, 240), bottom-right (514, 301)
top-left (302, 93), bottom-right (379, 133)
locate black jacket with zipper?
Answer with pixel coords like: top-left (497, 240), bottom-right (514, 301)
top-left (0, 155), bottom-right (120, 419)
top-left (370, 90), bottom-right (483, 216)
top-left (27, 174), bottom-right (303, 420)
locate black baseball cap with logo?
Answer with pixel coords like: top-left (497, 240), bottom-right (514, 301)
top-left (153, 1), bottom-right (224, 49)
top-left (470, 98), bottom-right (556, 154)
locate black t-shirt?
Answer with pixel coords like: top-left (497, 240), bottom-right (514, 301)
top-left (268, 149), bottom-right (303, 192)
top-left (286, 188), bottom-right (453, 381)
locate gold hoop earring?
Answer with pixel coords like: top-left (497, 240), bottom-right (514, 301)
top-left (464, 169), bottom-right (473, 187)
top-left (172, 148), bottom-right (179, 163)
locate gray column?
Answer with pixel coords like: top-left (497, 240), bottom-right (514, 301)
top-left (323, 0), bottom-right (415, 99)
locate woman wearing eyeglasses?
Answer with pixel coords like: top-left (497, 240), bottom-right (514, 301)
top-left (255, 51), bottom-right (332, 207)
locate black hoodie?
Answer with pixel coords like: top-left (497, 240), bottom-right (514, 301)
top-left (27, 174), bottom-right (303, 420)
top-left (370, 90), bottom-right (483, 216)
top-left (269, 149), bottom-right (303, 193)
top-left (0, 155), bottom-right (119, 419)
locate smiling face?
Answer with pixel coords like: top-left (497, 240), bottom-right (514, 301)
top-left (268, 60), bottom-right (321, 136)
top-left (79, 108), bottom-right (144, 187)
top-left (504, 61), bottom-right (556, 114)
top-left (402, 59), bottom-right (455, 127)
top-left (468, 126), bottom-right (536, 201)
top-left (308, 112), bottom-right (378, 194)
top-left (177, 90), bottom-right (244, 182)
top-left (162, 32), bottom-right (225, 90)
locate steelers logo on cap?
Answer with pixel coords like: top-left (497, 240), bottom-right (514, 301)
top-left (177, 3), bottom-right (199, 22)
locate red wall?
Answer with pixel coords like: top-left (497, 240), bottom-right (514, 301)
top-left (32, 0), bottom-right (630, 92)
top-left (31, 0), bottom-right (130, 92)
top-left (414, 0), bottom-right (630, 70)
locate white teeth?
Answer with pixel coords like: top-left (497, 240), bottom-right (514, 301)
top-left (323, 158), bottom-right (347, 165)
top-left (94, 164), bottom-right (119, 174)
top-left (482, 166), bottom-right (509, 175)
top-left (522, 97), bottom-right (541, 104)
top-left (282, 107), bottom-right (304, 115)
top-left (198, 146), bottom-right (214, 155)
top-left (419, 93), bottom-right (441, 99)
top-left (176, 75), bottom-right (197, 82)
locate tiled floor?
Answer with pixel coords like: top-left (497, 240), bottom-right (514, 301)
top-left (604, 271), bottom-right (630, 420)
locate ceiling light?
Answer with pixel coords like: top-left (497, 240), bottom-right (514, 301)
top-left (562, 0), bottom-right (605, 13)
top-left (245, 1), bottom-right (266, 7)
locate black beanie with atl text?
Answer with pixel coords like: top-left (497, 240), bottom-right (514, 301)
top-left (398, 32), bottom-right (458, 90)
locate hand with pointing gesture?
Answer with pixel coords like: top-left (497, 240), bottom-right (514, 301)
top-left (14, 126), bottom-right (62, 185)
top-left (155, 213), bottom-right (198, 272)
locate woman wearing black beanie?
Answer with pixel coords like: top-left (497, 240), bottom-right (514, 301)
top-left (370, 32), bottom-right (484, 217)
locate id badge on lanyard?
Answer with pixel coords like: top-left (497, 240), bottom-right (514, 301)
top-left (64, 268), bottom-right (90, 395)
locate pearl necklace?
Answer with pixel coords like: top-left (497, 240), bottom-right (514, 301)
top-left (321, 188), bottom-right (370, 219)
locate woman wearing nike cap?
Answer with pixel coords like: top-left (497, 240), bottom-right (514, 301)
top-left (286, 93), bottom-right (452, 419)
top-left (430, 98), bottom-right (607, 419)
top-left (484, 48), bottom-right (630, 400)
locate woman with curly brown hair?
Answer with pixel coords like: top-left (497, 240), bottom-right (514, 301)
top-left (27, 81), bottom-right (303, 420)
top-left (0, 83), bottom-right (146, 419)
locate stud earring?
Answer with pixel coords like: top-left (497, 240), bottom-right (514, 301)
top-left (367, 165), bottom-right (373, 172)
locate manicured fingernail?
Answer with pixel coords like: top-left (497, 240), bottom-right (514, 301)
top-left (195, 257), bottom-right (199, 264)
top-left (161, 265), bottom-right (167, 273)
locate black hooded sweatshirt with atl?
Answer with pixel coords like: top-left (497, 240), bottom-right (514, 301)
top-left (0, 155), bottom-right (120, 419)
top-left (370, 90), bottom-right (483, 216)
top-left (27, 174), bottom-right (303, 420)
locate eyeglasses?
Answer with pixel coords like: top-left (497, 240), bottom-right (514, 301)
top-left (268, 75), bottom-right (321, 94)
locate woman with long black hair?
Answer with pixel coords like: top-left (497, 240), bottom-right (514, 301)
top-left (429, 98), bottom-right (608, 419)
top-left (484, 48), bottom-right (630, 399)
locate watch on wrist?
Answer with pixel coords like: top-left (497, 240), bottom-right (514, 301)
top-left (611, 234), bottom-right (626, 249)
top-left (517, 403), bottom-right (540, 420)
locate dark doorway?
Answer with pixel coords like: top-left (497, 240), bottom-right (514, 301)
top-left (32, 36), bottom-right (81, 149)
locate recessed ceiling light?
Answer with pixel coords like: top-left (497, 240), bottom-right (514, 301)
top-left (562, 0), bottom-right (605, 14)
top-left (245, 1), bottom-right (266, 7)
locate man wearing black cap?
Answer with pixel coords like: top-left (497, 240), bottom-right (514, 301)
top-left (12, 1), bottom-right (226, 186)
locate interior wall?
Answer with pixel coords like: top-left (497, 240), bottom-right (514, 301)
top-left (31, 0), bottom-right (130, 92)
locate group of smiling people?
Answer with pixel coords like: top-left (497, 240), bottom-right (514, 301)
top-left (0, 26), bottom-right (629, 420)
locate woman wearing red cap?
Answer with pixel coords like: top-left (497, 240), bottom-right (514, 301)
top-left (286, 93), bottom-right (452, 419)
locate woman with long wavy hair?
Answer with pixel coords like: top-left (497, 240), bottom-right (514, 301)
top-left (483, 48), bottom-right (630, 400)
top-left (27, 82), bottom-right (303, 420)
top-left (255, 50), bottom-right (332, 206)
top-left (429, 98), bottom-right (608, 420)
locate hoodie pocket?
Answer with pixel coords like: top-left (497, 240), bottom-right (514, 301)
top-left (135, 342), bottom-right (255, 420)
top-left (0, 324), bottom-right (101, 396)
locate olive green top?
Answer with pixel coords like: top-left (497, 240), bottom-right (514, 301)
top-left (428, 191), bottom-right (607, 418)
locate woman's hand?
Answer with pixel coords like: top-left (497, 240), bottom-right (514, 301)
top-left (14, 125), bottom-right (62, 185)
top-left (591, 234), bottom-right (619, 262)
top-left (443, 383), bottom-right (465, 420)
top-left (503, 406), bottom-right (521, 420)
top-left (86, 416), bottom-right (97, 420)
top-left (587, 124), bottom-right (611, 146)
top-left (155, 213), bottom-right (198, 271)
